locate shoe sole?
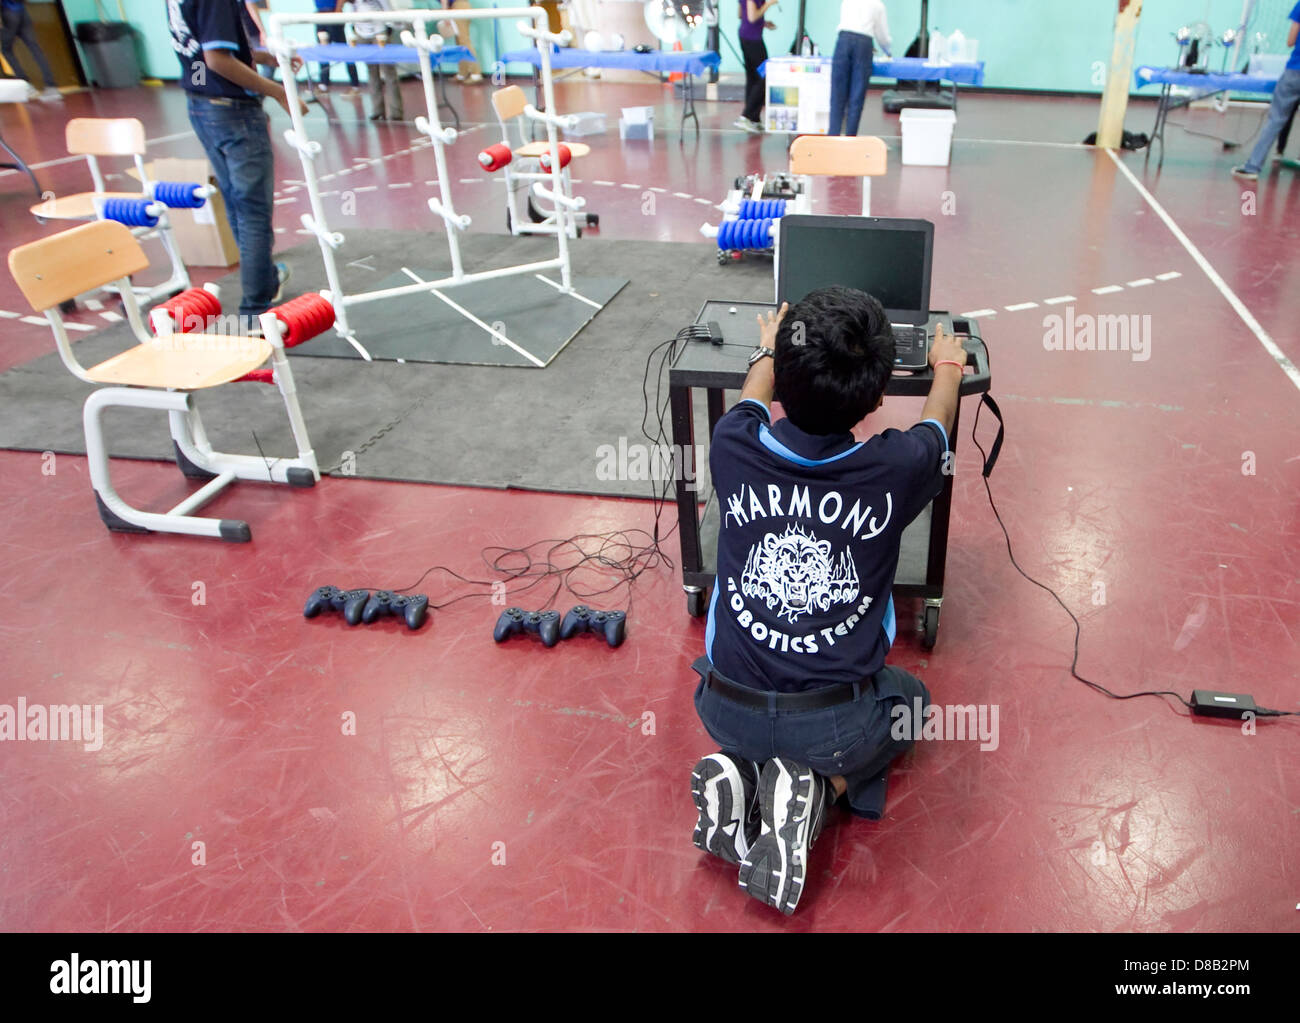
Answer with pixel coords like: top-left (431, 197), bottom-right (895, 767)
top-left (690, 755), bottom-right (748, 864)
top-left (738, 758), bottom-right (814, 915)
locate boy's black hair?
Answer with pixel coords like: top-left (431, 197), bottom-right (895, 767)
top-left (774, 286), bottom-right (895, 435)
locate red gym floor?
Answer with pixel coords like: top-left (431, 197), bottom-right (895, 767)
top-left (1, 80), bottom-right (1297, 932)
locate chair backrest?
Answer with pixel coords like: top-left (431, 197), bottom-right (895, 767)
top-left (8, 220), bottom-right (150, 312)
top-left (789, 135), bottom-right (888, 177)
top-left (491, 86), bottom-right (528, 122)
top-left (65, 118), bottom-right (147, 158)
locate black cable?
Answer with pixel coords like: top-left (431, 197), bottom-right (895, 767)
top-left (970, 397), bottom-right (1192, 712)
top-left (350, 330), bottom-right (702, 613)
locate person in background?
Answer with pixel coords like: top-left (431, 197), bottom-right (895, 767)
top-left (169, 0), bottom-right (305, 328)
top-left (827, 0), bottom-right (890, 136)
top-left (1232, 4), bottom-right (1300, 180)
top-left (449, 0), bottom-right (482, 84)
top-left (347, 0), bottom-right (404, 121)
top-left (736, 0), bottom-right (777, 133)
top-left (242, 1), bottom-right (277, 79)
top-left (1, 0), bottom-right (60, 100)
top-left (315, 0), bottom-right (360, 94)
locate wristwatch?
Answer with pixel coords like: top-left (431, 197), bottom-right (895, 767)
top-left (748, 345), bottom-right (774, 366)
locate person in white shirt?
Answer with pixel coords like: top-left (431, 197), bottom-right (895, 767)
top-left (828, 0), bottom-right (891, 136)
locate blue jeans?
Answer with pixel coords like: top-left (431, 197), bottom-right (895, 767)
top-left (1244, 67), bottom-right (1300, 173)
top-left (186, 93), bottom-right (277, 318)
top-left (694, 660), bottom-right (929, 819)
top-left (828, 30), bottom-right (874, 136)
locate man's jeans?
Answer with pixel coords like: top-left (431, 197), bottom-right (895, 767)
top-left (1, 5), bottom-right (56, 89)
top-left (694, 661), bottom-right (929, 819)
top-left (828, 30), bottom-right (874, 137)
top-left (186, 93), bottom-right (276, 318)
top-left (1244, 67), bottom-right (1300, 173)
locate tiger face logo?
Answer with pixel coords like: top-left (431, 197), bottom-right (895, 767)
top-left (741, 525), bottom-right (860, 623)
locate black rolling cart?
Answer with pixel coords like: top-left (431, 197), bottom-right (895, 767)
top-left (669, 300), bottom-right (991, 649)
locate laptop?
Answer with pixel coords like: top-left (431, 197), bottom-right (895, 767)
top-left (776, 215), bottom-right (935, 370)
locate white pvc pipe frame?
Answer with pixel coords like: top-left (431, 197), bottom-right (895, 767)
top-left (264, 7), bottom-right (584, 352)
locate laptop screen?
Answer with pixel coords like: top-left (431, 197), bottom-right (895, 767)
top-left (777, 215), bottom-right (934, 325)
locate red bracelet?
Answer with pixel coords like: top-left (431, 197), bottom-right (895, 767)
top-left (933, 359), bottom-right (965, 372)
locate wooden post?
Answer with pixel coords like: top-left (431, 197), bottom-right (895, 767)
top-left (1097, 0), bottom-right (1143, 149)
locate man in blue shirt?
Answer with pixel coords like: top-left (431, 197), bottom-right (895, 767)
top-left (169, 0), bottom-right (304, 326)
top-left (1233, 3), bottom-right (1300, 179)
top-left (690, 286), bottom-right (968, 915)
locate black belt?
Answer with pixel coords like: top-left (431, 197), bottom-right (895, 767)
top-left (701, 663), bottom-right (861, 711)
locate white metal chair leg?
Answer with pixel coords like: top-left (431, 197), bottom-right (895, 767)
top-left (269, 347), bottom-right (320, 482)
top-left (84, 387), bottom-right (248, 541)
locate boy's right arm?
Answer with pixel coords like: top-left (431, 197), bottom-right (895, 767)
top-left (918, 323), bottom-right (965, 438)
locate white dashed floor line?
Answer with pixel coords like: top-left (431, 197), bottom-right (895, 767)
top-left (1092, 285), bottom-right (1124, 295)
top-left (1004, 301), bottom-right (1039, 312)
top-left (1043, 295), bottom-right (1076, 305)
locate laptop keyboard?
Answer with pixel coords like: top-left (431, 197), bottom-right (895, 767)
top-left (891, 324), bottom-right (929, 367)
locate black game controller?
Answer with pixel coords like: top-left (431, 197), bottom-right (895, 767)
top-left (559, 605), bottom-right (627, 648)
top-left (303, 585), bottom-right (371, 626)
top-left (493, 607), bottom-right (561, 647)
top-left (361, 589), bottom-right (430, 630)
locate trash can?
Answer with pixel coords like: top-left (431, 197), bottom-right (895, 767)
top-left (75, 22), bottom-right (141, 89)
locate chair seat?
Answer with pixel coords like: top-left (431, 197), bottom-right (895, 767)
top-left (31, 191), bottom-right (144, 221)
top-left (85, 335), bottom-right (273, 390)
top-left (516, 141), bottom-right (590, 159)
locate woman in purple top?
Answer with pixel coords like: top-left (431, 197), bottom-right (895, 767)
top-left (737, 0), bottom-right (778, 131)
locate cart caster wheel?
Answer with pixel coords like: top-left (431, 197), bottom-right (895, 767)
top-left (685, 588), bottom-right (708, 618)
top-left (921, 604), bottom-right (940, 650)
top-left (716, 250), bottom-right (728, 265)
top-left (586, 213), bottom-right (599, 227)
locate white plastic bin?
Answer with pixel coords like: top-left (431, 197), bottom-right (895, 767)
top-left (900, 108), bottom-right (956, 166)
top-left (619, 106), bottom-right (655, 140)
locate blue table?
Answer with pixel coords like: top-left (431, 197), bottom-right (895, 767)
top-left (761, 55), bottom-right (986, 112)
top-left (1134, 64), bottom-right (1279, 167)
top-left (501, 48), bottom-right (722, 135)
top-left (295, 43), bottom-right (476, 129)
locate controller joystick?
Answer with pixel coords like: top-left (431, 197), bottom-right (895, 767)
top-left (493, 607), bottom-right (561, 647)
top-left (361, 589), bottom-right (430, 630)
top-left (559, 605), bottom-right (627, 648)
top-left (303, 585), bottom-right (371, 626)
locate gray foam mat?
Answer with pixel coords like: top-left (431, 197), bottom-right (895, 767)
top-left (294, 270), bottom-right (627, 367)
top-left (0, 232), bottom-right (777, 497)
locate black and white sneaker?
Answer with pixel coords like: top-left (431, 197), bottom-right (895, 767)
top-left (690, 753), bottom-right (762, 865)
top-left (738, 758), bottom-right (831, 915)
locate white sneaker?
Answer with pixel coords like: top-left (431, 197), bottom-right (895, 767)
top-left (38, 87), bottom-right (63, 102)
top-left (734, 117), bottom-right (760, 134)
top-left (737, 758), bottom-right (831, 915)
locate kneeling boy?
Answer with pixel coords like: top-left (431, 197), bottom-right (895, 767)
top-left (690, 286), bottom-right (967, 914)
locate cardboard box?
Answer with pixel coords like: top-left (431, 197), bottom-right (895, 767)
top-left (128, 158), bottom-right (240, 268)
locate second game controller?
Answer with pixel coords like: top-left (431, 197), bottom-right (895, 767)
top-left (559, 605), bottom-right (627, 648)
top-left (303, 585), bottom-right (371, 626)
top-left (493, 607), bottom-right (561, 647)
top-left (361, 590), bottom-right (430, 630)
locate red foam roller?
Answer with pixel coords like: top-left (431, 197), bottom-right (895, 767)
top-left (153, 287), bottom-right (221, 335)
top-left (270, 292), bottom-right (336, 347)
top-left (478, 143), bottom-right (513, 172)
top-left (538, 144), bottom-right (571, 172)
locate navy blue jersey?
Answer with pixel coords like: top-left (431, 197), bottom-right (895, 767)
top-left (705, 399), bottom-right (947, 692)
top-left (168, 0), bottom-right (257, 98)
